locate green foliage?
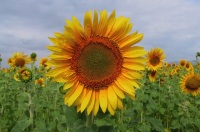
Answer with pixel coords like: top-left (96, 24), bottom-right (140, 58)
top-left (0, 61), bottom-right (200, 132)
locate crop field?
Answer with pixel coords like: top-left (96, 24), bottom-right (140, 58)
top-left (0, 52), bottom-right (200, 132)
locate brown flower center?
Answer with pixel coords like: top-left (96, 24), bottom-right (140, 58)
top-left (71, 36), bottom-right (123, 90)
top-left (186, 76), bottom-right (200, 90)
top-left (180, 61), bottom-right (185, 66)
top-left (15, 58), bottom-right (25, 67)
top-left (150, 56), bottom-right (160, 66)
top-left (150, 71), bottom-right (156, 77)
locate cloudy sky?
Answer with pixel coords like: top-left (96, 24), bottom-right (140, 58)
top-left (0, 0), bottom-right (200, 68)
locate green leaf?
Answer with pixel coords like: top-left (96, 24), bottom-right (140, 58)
top-left (10, 115), bottom-right (32, 132)
top-left (98, 125), bottom-right (115, 132)
top-left (149, 118), bottom-right (164, 132)
top-left (32, 120), bottom-right (47, 132)
top-left (137, 122), bottom-right (151, 132)
top-left (170, 120), bottom-right (181, 129)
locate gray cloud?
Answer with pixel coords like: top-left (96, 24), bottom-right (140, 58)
top-left (0, 0), bottom-right (200, 68)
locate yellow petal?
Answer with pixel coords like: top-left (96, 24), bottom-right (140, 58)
top-left (105, 10), bottom-right (116, 36)
top-left (73, 87), bottom-right (87, 106)
top-left (114, 23), bottom-right (132, 43)
top-left (81, 89), bottom-right (92, 112)
top-left (99, 89), bottom-right (108, 113)
top-left (124, 57), bottom-right (147, 63)
top-left (93, 91), bottom-right (99, 116)
top-left (64, 82), bottom-right (78, 103)
top-left (92, 10), bottom-right (98, 35)
top-left (120, 74), bottom-right (140, 89)
top-left (84, 11), bottom-right (92, 38)
top-left (63, 77), bottom-right (77, 90)
top-left (122, 68), bottom-right (142, 79)
top-left (49, 37), bottom-right (59, 45)
top-left (72, 16), bottom-right (85, 38)
top-left (111, 84), bottom-right (125, 99)
top-left (46, 46), bottom-right (63, 53)
top-left (67, 83), bottom-right (84, 106)
top-left (119, 33), bottom-right (144, 49)
top-left (109, 17), bottom-right (130, 41)
top-left (123, 62), bottom-right (145, 71)
top-left (77, 105), bottom-right (81, 112)
top-left (107, 86), bottom-right (117, 110)
top-left (125, 92), bottom-right (135, 100)
top-left (117, 98), bottom-right (123, 110)
top-left (48, 54), bottom-right (72, 60)
top-left (46, 66), bottom-right (70, 77)
top-left (87, 91), bottom-right (95, 115)
top-left (107, 100), bottom-right (115, 115)
top-left (97, 10), bottom-right (108, 35)
top-left (122, 49), bottom-right (147, 58)
top-left (115, 76), bottom-right (135, 94)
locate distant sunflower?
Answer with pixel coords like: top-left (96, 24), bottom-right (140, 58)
top-left (19, 68), bottom-right (32, 83)
top-left (180, 73), bottom-right (200, 96)
top-left (163, 62), bottom-right (168, 67)
top-left (35, 78), bottom-right (45, 87)
top-left (46, 10), bottom-right (147, 115)
top-left (10, 52), bottom-right (31, 68)
top-left (179, 59), bottom-right (187, 67)
top-left (40, 58), bottom-right (49, 68)
top-left (7, 58), bottom-right (13, 66)
top-left (185, 62), bottom-right (193, 71)
top-left (14, 73), bottom-right (20, 82)
top-left (148, 70), bottom-right (157, 82)
top-left (147, 48), bottom-right (166, 71)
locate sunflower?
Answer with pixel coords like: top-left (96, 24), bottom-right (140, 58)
top-left (7, 58), bottom-right (13, 66)
top-left (147, 48), bottom-right (166, 71)
top-left (19, 68), bottom-right (32, 83)
top-left (14, 73), bottom-right (20, 82)
top-left (163, 62), bottom-right (168, 67)
top-left (10, 52), bottom-right (31, 68)
top-left (40, 57), bottom-right (49, 68)
top-left (46, 10), bottom-right (147, 115)
top-left (185, 62), bottom-right (193, 71)
top-left (180, 73), bottom-right (200, 96)
top-left (179, 59), bottom-right (187, 67)
top-left (35, 78), bottom-right (45, 87)
top-left (148, 70), bottom-right (157, 82)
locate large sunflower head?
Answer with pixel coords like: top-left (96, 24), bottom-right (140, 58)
top-left (10, 52), bottom-right (31, 68)
top-left (46, 10), bottom-right (147, 116)
top-left (180, 73), bottom-right (200, 96)
top-left (147, 48), bottom-right (166, 71)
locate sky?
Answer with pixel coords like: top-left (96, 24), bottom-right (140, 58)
top-left (0, 0), bottom-right (200, 68)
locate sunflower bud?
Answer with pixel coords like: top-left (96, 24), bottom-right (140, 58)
top-left (30, 52), bottom-right (37, 61)
top-left (0, 58), bottom-right (2, 62)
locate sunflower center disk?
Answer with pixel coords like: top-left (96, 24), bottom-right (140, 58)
top-left (186, 77), bottom-right (200, 90)
top-left (150, 57), bottom-right (160, 66)
top-left (73, 37), bottom-right (123, 90)
top-left (16, 58), bottom-right (25, 67)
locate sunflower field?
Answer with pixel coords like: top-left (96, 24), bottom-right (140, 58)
top-left (1, 10), bottom-right (200, 132)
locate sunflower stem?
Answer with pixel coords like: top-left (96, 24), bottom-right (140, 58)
top-left (86, 112), bottom-right (94, 127)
